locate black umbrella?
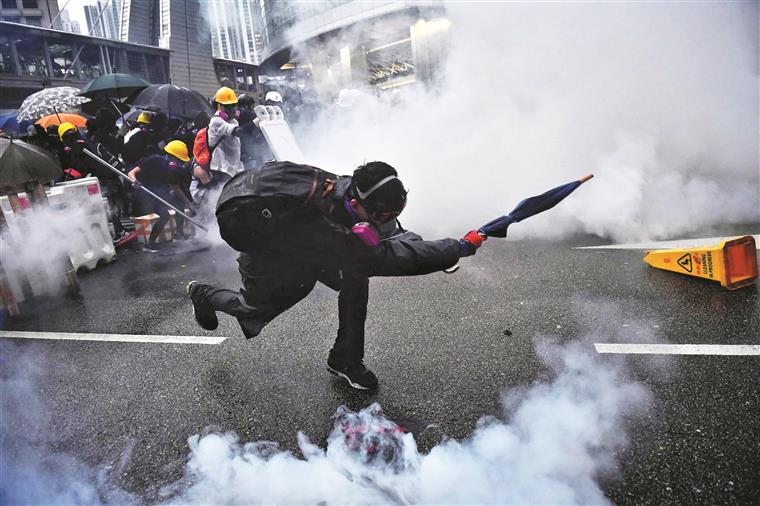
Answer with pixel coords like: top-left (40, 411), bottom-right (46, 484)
top-left (0, 137), bottom-right (62, 185)
top-left (79, 73), bottom-right (151, 99)
top-left (479, 174), bottom-right (594, 237)
top-left (130, 84), bottom-right (211, 119)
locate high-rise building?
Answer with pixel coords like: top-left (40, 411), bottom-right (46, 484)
top-left (0, 0), bottom-right (60, 29)
top-left (208, 0), bottom-right (263, 64)
top-left (59, 8), bottom-right (80, 34)
top-left (83, 4), bottom-right (104, 37)
top-left (85, 0), bottom-right (119, 39)
top-left (120, 0), bottom-right (218, 95)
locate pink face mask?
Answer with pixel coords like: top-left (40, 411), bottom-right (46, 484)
top-left (351, 222), bottom-right (380, 247)
top-left (219, 108), bottom-right (239, 121)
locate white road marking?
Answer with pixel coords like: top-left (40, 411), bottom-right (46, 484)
top-left (594, 343), bottom-right (760, 355)
top-left (0, 330), bottom-right (228, 345)
top-left (576, 235), bottom-right (760, 250)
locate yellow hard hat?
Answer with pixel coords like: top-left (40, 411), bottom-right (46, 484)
top-left (164, 140), bottom-right (190, 162)
top-left (58, 122), bottom-right (78, 140)
top-left (137, 111), bottom-right (152, 124)
top-left (214, 86), bottom-right (238, 105)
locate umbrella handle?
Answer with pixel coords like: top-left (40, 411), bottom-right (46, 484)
top-left (579, 174), bottom-right (594, 183)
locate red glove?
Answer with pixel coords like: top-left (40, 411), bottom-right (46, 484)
top-left (460, 230), bottom-right (486, 257)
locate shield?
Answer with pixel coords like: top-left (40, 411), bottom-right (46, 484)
top-left (479, 175), bottom-right (594, 237)
top-left (16, 87), bottom-right (90, 122)
top-left (79, 73), bottom-right (151, 99)
top-left (130, 84), bottom-right (211, 119)
top-left (0, 137), bottom-right (62, 185)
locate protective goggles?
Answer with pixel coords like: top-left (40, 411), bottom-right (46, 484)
top-left (356, 175), bottom-right (407, 223)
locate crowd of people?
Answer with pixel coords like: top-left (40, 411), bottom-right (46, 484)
top-left (17, 86), bottom-right (280, 252)
top-left (7, 83), bottom-right (490, 391)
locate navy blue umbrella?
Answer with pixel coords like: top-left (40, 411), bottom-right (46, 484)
top-left (479, 174), bottom-right (593, 237)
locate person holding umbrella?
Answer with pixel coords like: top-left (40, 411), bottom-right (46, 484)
top-left (187, 161), bottom-right (486, 391)
top-left (127, 140), bottom-right (195, 252)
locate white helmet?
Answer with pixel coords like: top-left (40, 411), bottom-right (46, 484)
top-left (265, 91), bottom-right (283, 103)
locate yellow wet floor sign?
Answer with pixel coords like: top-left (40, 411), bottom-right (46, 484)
top-left (644, 235), bottom-right (758, 290)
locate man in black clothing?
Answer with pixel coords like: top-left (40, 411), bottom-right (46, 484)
top-left (127, 140), bottom-right (194, 251)
top-left (187, 161), bottom-right (485, 390)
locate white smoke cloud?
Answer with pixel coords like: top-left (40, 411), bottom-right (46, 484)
top-left (293, 2), bottom-right (759, 241)
top-left (0, 341), bottom-right (135, 505)
top-left (165, 339), bottom-right (651, 505)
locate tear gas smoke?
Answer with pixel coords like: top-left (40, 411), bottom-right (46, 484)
top-left (292, 2), bottom-right (759, 241)
top-left (165, 340), bottom-right (651, 505)
top-left (0, 200), bottom-right (93, 296)
top-left (0, 341), bottom-right (135, 505)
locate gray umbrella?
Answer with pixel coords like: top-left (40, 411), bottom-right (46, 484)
top-left (17, 87), bottom-right (90, 122)
top-left (0, 137), bottom-right (62, 184)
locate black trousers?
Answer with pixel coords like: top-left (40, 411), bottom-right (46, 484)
top-left (197, 265), bottom-right (368, 365)
top-left (198, 210), bottom-right (460, 366)
top-left (135, 190), bottom-right (184, 243)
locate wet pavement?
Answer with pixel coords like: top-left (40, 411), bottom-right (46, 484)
top-left (2, 228), bottom-right (759, 504)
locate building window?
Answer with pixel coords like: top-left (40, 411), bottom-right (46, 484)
top-left (21, 0), bottom-right (36, 8)
top-left (48, 42), bottom-right (77, 78)
top-left (1, 0), bottom-right (17, 9)
top-left (14, 34), bottom-right (48, 77)
top-left (0, 34), bottom-right (15, 75)
top-left (145, 54), bottom-right (166, 83)
top-left (24, 16), bottom-right (42, 26)
top-left (126, 51), bottom-right (146, 79)
top-left (1, 16), bottom-right (21, 23)
top-left (78, 44), bottom-right (104, 79)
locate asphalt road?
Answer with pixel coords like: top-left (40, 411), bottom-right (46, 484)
top-left (1, 228), bottom-right (759, 504)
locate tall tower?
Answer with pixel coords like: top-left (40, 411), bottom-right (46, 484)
top-left (208, 0), bottom-right (262, 64)
top-left (119, 0), bottom-right (218, 96)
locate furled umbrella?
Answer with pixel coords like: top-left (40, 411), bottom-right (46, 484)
top-left (130, 84), bottom-right (211, 119)
top-left (16, 87), bottom-right (90, 122)
top-left (478, 174), bottom-right (594, 237)
top-left (79, 73), bottom-right (151, 99)
top-left (35, 113), bottom-right (88, 130)
top-left (0, 137), bottom-right (62, 185)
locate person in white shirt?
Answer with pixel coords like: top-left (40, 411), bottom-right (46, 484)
top-left (207, 86), bottom-right (244, 179)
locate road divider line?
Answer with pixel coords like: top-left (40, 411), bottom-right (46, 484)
top-left (577, 235), bottom-right (760, 250)
top-left (594, 343), bottom-right (760, 355)
top-left (0, 330), bottom-right (228, 345)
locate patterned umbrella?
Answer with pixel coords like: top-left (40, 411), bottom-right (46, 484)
top-left (16, 87), bottom-right (90, 122)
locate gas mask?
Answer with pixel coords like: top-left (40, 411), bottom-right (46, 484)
top-left (218, 106), bottom-right (240, 121)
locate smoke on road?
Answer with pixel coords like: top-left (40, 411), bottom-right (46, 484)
top-left (164, 339), bottom-right (651, 505)
top-left (0, 341), bottom-right (135, 505)
top-left (294, 2), bottom-right (759, 241)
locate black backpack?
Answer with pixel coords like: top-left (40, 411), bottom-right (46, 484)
top-left (216, 161), bottom-right (338, 252)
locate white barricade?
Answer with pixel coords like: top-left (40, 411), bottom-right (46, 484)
top-left (0, 177), bottom-right (116, 276)
top-left (253, 105), bottom-right (306, 163)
